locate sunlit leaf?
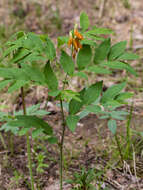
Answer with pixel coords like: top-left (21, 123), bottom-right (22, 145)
top-left (80, 12), bottom-right (90, 31)
top-left (117, 52), bottom-right (139, 60)
top-left (60, 50), bottom-right (74, 75)
top-left (66, 115), bottom-right (79, 132)
top-left (108, 41), bottom-right (127, 61)
top-left (101, 82), bottom-right (126, 104)
top-left (8, 80), bottom-right (28, 93)
top-left (86, 65), bottom-right (111, 74)
top-left (83, 81), bottom-right (103, 105)
top-left (77, 45), bottom-right (92, 70)
top-left (44, 61), bottom-right (58, 90)
top-left (108, 119), bottom-right (117, 135)
top-left (101, 61), bottom-right (137, 76)
top-left (94, 38), bottom-right (111, 64)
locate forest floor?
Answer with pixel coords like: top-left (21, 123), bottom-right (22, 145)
top-left (0, 0), bottom-right (143, 189)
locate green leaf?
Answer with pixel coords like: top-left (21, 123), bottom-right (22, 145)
top-left (83, 81), bottom-right (103, 105)
top-left (24, 32), bottom-right (43, 51)
top-left (103, 100), bottom-right (122, 108)
top-left (26, 104), bottom-right (40, 115)
top-left (117, 52), bottom-right (139, 60)
top-left (84, 33), bottom-right (105, 41)
top-left (66, 115), bottom-right (79, 132)
top-left (90, 26), bottom-right (113, 34)
top-left (101, 82), bottom-right (126, 104)
top-left (101, 61), bottom-right (137, 76)
top-left (15, 104), bottom-right (50, 116)
top-left (44, 37), bottom-right (56, 61)
top-left (19, 127), bottom-right (30, 136)
top-left (11, 48), bottom-right (31, 63)
top-left (0, 123), bottom-right (19, 135)
top-left (22, 64), bottom-right (46, 84)
top-left (111, 110), bottom-right (129, 116)
top-left (44, 61), bottom-right (58, 90)
top-left (107, 120), bottom-right (117, 135)
top-left (73, 72), bottom-right (88, 80)
top-left (0, 68), bottom-right (29, 80)
top-left (8, 115), bottom-right (53, 135)
top-left (85, 105), bottom-right (102, 113)
top-left (48, 90), bottom-right (61, 97)
top-left (47, 137), bottom-right (58, 144)
top-left (81, 39), bottom-right (96, 46)
top-left (3, 43), bottom-right (23, 57)
top-left (77, 45), bottom-right (92, 70)
top-left (57, 36), bottom-right (69, 47)
top-left (61, 90), bottom-right (81, 102)
top-left (60, 102), bottom-right (69, 112)
top-left (86, 65), bottom-right (111, 74)
top-left (60, 51), bottom-right (74, 75)
top-left (78, 110), bottom-right (90, 119)
top-left (0, 80), bottom-right (12, 90)
top-left (32, 128), bottom-right (44, 138)
top-left (110, 113), bottom-right (125, 120)
top-left (100, 115), bottom-right (110, 119)
top-left (33, 110), bottom-right (50, 116)
top-left (115, 92), bottom-right (133, 101)
top-left (94, 38), bottom-right (111, 64)
top-left (20, 52), bottom-right (46, 63)
top-left (80, 12), bottom-right (90, 31)
top-left (69, 88), bottom-right (85, 115)
top-left (108, 41), bottom-right (127, 61)
top-left (8, 80), bottom-right (28, 93)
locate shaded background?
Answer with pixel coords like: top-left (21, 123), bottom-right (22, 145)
top-left (0, 0), bottom-right (143, 43)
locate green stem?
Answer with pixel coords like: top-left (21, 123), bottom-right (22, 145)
top-left (59, 41), bottom-right (72, 189)
top-left (0, 132), bottom-right (7, 149)
top-left (10, 134), bottom-right (14, 156)
top-left (115, 134), bottom-right (124, 164)
top-left (126, 103), bottom-right (133, 159)
top-left (59, 98), bottom-right (66, 190)
top-left (26, 132), bottom-right (34, 190)
top-left (21, 86), bottom-right (35, 190)
top-left (59, 74), bottom-right (68, 190)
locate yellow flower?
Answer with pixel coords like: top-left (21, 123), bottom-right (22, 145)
top-left (74, 29), bottom-right (83, 40)
top-left (68, 29), bottom-right (83, 59)
top-left (68, 37), bottom-right (73, 47)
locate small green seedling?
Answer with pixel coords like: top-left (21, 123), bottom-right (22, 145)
top-left (36, 153), bottom-right (49, 174)
top-left (10, 170), bottom-right (24, 188)
top-left (67, 168), bottom-right (96, 190)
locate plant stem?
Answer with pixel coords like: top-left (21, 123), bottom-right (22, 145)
top-left (59, 98), bottom-right (66, 190)
top-left (115, 134), bottom-right (124, 164)
top-left (59, 41), bottom-right (72, 189)
top-left (59, 74), bottom-right (68, 190)
top-left (10, 134), bottom-right (14, 156)
top-left (126, 102), bottom-right (133, 159)
top-left (0, 132), bottom-right (7, 149)
top-left (21, 86), bottom-right (35, 190)
top-left (26, 132), bottom-right (34, 190)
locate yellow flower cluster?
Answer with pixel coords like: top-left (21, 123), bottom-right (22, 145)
top-left (68, 29), bottom-right (84, 59)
